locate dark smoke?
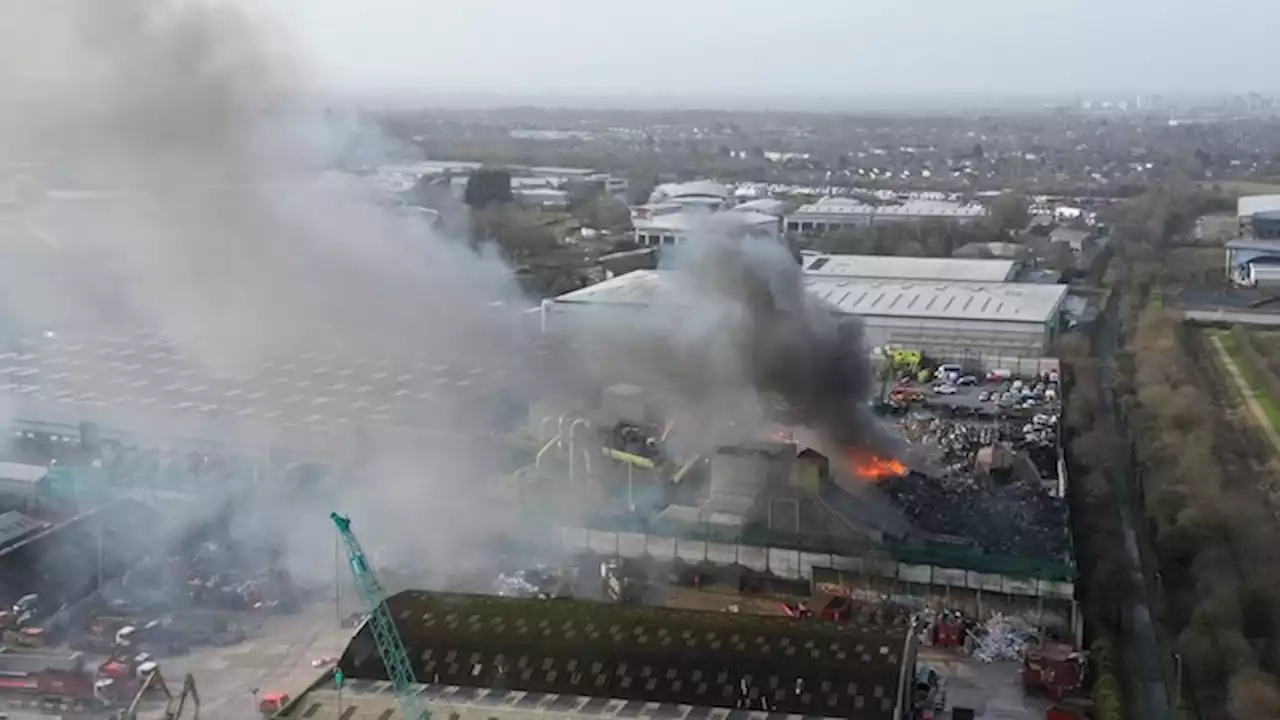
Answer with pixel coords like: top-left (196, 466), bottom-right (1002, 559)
top-left (566, 230), bottom-right (891, 453)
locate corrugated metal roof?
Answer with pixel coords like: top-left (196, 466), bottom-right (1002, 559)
top-left (334, 590), bottom-right (905, 719)
top-left (287, 685), bottom-right (856, 720)
top-left (806, 278), bottom-right (1066, 323)
top-left (801, 254), bottom-right (1016, 283)
top-left (552, 271), bottom-right (1067, 324)
top-left (790, 198), bottom-right (985, 219)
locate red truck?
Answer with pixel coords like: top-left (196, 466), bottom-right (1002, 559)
top-left (0, 648), bottom-right (147, 709)
top-left (1022, 641), bottom-right (1088, 701)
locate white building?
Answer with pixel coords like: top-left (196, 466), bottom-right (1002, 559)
top-left (632, 205), bottom-right (782, 247)
top-left (541, 270), bottom-right (1068, 360)
top-left (801, 253), bottom-right (1018, 283)
top-left (785, 197), bottom-right (986, 234)
top-left (631, 183), bottom-right (782, 247)
top-left (647, 180), bottom-right (732, 210)
top-left (1238, 194), bottom-right (1280, 238)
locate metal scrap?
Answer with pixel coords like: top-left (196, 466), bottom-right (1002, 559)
top-left (970, 613), bottom-right (1035, 663)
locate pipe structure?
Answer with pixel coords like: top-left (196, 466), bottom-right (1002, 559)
top-left (535, 436), bottom-right (560, 471)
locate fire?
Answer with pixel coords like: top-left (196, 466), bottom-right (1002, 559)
top-left (848, 450), bottom-right (907, 481)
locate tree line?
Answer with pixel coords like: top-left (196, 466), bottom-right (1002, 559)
top-left (1073, 185), bottom-right (1280, 719)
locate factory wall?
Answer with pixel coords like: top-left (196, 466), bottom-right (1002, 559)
top-left (542, 301), bottom-right (1061, 365)
top-left (555, 526), bottom-right (1075, 614)
top-left (861, 316), bottom-right (1057, 360)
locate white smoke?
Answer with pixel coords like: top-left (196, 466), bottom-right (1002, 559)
top-left (0, 0), bottom-right (543, 584)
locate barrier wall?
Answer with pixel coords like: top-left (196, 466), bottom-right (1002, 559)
top-left (555, 527), bottom-right (1075, 601)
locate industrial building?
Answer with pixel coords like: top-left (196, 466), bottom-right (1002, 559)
top-left (629, 181), bottom-right (784, 248)
top-left (1236, 194), bottom-right (1280, 238)
top-left (541, 270), bottom-right (1069, 360)
top-left (278, 590), bottom-right (916, 720)
top-left (1226, 238), bottom-right (1280, 287)
top-left (801, 253), bottom-right (1019, 283)
top-left (1226, 195), bottom-right (1280, 286)
top-left (0, 328), bottom-right (536, 458)
top-left (785, 198), bottom-right (985, 234)
top-left (632, 206), bottom-right (782, 248)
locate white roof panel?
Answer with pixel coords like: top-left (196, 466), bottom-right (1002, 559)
top-left (551, 270), bottom-right (1067, 324)
top-left (805, 277), bottom-right (1067, 323)
top-left (802, 254), bottom-right (1016, 282)
top-left (1238, 195), bottom-right (1280, 218)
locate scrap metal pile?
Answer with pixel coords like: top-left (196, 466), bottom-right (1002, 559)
top-left (883, 414), bottom-right (1068, 560)
top-left (104, 537), bottom-right (302, 616)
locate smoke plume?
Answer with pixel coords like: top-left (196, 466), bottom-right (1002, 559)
top-left (563, 228), bottom-right (891, 454)
top-left (0, 0), bottom-right (539, 585)
top-left (0, 0), bottom-right (891, 598)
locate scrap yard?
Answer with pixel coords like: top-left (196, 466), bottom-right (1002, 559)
top-left (0, 235), bottom-right (1089, 720)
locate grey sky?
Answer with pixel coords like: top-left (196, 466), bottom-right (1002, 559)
top-left (258, 0), bottom-right (1275, 102)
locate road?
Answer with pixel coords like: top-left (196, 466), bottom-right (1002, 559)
top-left (141, 604), bottom-right (352, 720)
top-left (1097, 288), bottom-right (1174, 720)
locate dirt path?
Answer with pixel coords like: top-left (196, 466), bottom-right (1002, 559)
top-left (1210, 334), bottom-right (1280, 454)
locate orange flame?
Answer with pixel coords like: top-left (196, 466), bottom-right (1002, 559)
top-left (848, 451), bottom-right (907, 481)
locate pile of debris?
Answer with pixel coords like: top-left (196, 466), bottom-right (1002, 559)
top-left (882, 472), bottom-right (1068, 559)
top-left (885, 413), bottom-right (1067, 559)
top-left (899, 414), bottom-right (1059, 479)
top-left (970, 613), bottom-right (1034, 663)
top-left (493, 566), bottom-right (574, 599)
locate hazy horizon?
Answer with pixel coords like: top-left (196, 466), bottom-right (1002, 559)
top-left (256, 0), bottom-right (1278, 111)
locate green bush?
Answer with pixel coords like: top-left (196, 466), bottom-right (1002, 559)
top-left (1231, 325), bottom-right (1280, 402)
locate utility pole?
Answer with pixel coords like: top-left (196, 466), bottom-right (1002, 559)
top-left (334, 531), bottom-right (341, 624)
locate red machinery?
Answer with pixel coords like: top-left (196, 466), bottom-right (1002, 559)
top-left (0, 647), bottom-right (149, 709)
top-left (1022, 641), bottom-right (1088, 700)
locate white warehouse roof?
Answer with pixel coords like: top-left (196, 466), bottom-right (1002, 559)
top-left (802, 254), bottom-right (1017, 283)
top-left (805, 277), bottom-right (1066, 323)
top-left (649, 180), bottom-right (730, 203)
top-left (1238, 195), bottom-right (1280, 218)
top-left (790, 197), bottom-right (986, 219)
top-left (633, 208), bottom-right (778, 234)
top-left (549, 270), bottom-right (1067, 324)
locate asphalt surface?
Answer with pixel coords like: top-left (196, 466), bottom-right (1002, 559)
top-left (141, 603), bottom-right (352, 720)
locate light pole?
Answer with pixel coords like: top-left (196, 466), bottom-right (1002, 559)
top-left (334, 531), bottom-right (342, 625)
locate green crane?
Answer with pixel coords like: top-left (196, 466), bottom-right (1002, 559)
top-left (330, 512), bottom-right (429, 720)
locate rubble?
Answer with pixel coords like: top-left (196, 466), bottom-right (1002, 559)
top-left (884, 411), bottom-right (1068, 560)
top-left (970, 613), bottom-right (1034, 663)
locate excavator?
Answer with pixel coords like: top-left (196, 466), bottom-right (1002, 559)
top-left (118, 670), bottom-right (200, 720)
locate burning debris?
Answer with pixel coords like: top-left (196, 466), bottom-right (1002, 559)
top-left (847, 450), bottom-right (908, 481)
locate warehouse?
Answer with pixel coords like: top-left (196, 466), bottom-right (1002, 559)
top-left (541, 270), bottom-right (1068, 360)
top-left (801, 253), bottom-right (1019, 283)
top-left (277, 590), bottom-right (915, 720)
top-left (1225, 238), bottom-right (1280, 287)
top-left (631, 205), bottom-right (781, 248)
top-left (786, 197), bottom-right (985, 233)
